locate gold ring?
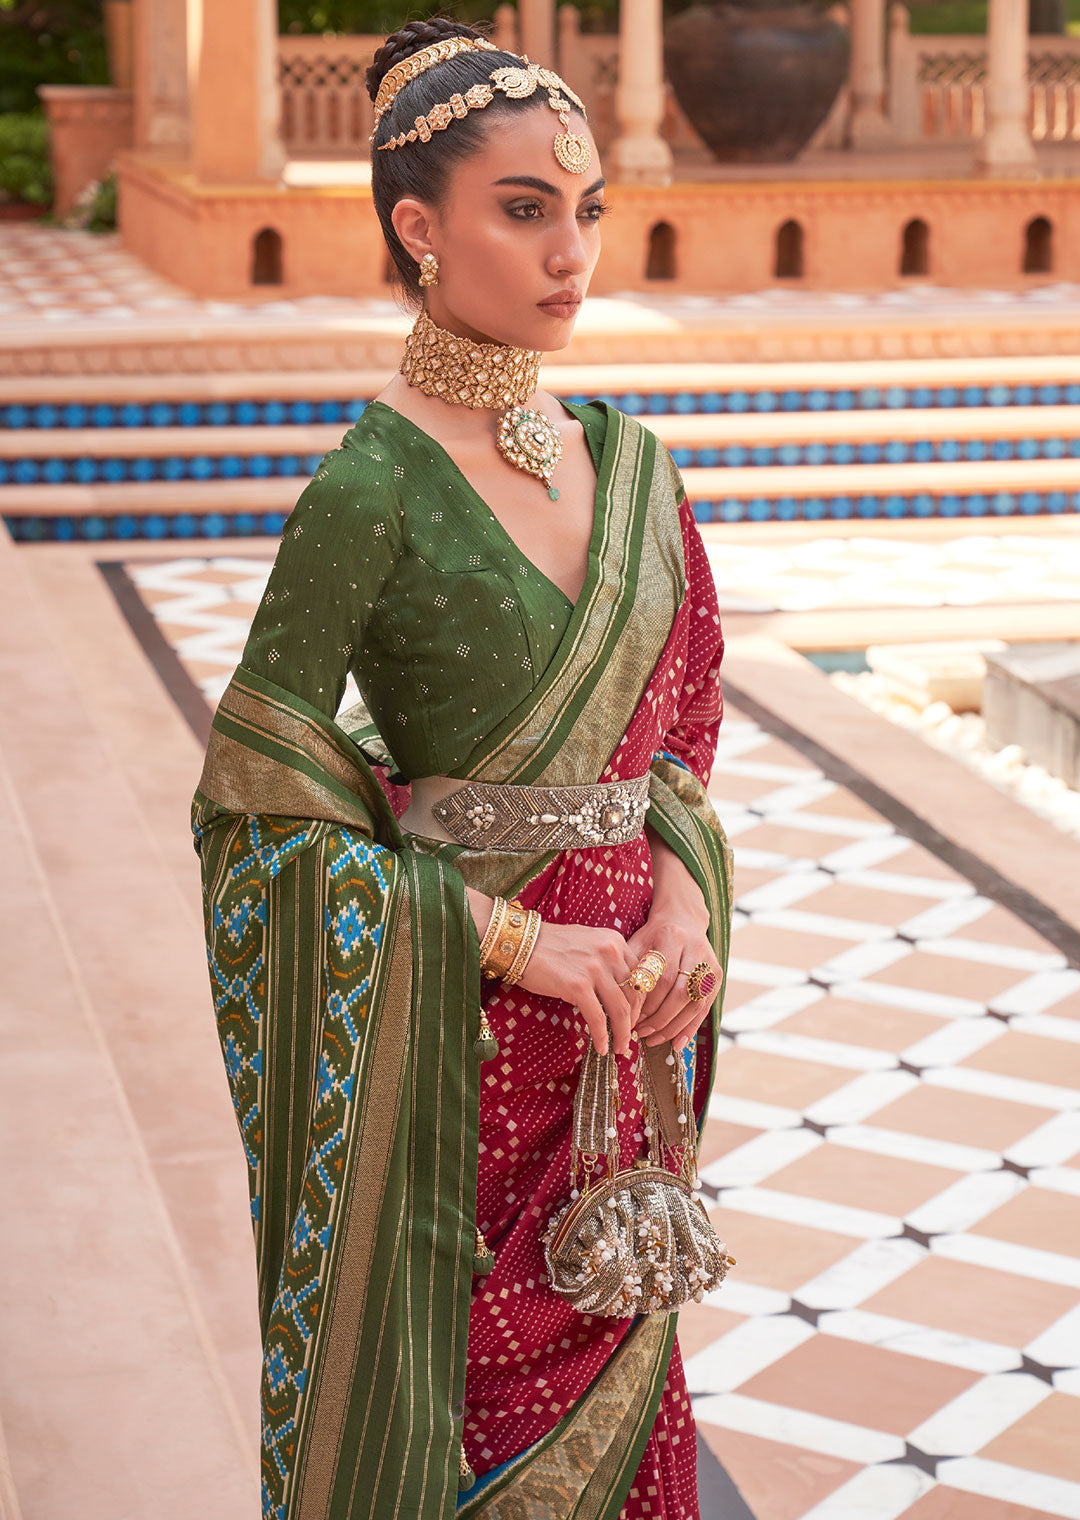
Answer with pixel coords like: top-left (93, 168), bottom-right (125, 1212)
top-left (619, 949), bottom-right (666, 996)
top-left (676, 960), bottom-right (718, 1001)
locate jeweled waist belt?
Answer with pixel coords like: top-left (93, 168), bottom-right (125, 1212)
top-left (398, 772), bottom-right (651, 852)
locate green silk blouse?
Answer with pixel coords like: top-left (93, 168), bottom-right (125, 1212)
top-left (241, 397), bottom-right (609, 783)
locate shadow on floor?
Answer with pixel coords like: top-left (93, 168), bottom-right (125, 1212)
top-left (698, 1429), bottom-right (756, 1519)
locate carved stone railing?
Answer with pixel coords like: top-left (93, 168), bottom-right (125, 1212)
top-left (888, 6), bottom-right (1080, 144)
top-left (278, 35), bottom-right (380, 155)
top-left (276, 18), bottom-right (705, 158)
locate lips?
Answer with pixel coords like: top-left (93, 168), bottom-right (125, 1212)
top-left (537, 290), bottom-right (583, 317)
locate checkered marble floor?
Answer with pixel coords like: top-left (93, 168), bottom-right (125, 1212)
top-left (120, 552), bottom-right (1080, 1520)
top-left (702, 534), bottom-right (1080, 614)
top-left (688, 719), bottom-right (1080, 1520)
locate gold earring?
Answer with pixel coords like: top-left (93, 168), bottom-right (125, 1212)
top-left (419, 252), bottom-right (440, 287)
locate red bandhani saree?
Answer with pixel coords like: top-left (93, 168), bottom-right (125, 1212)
top-left (191, 399), bottom-right (732, 1520)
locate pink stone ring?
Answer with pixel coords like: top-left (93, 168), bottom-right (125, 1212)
top-left (678, 961), bottom-right (717, 1002)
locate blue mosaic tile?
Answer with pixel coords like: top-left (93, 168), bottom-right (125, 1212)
top-left (5, 486), bottom-right (1077, 540)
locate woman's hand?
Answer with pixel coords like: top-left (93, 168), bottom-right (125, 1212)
top-left (624, 827), bottom-right (723, 1052)
top-left (516, 921), bottom-right (640, 1057)
top-left (466, 889), bottom-right (637, 1055)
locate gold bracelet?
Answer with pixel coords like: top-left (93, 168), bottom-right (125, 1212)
top-left (503, 907), bottom-right (542, 986)
top-left (482, 897), bottom-right (529, 981)
top-left (478, 895), bottom-right (509, 974)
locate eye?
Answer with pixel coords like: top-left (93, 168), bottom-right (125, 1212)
top-left (582, 201), bottom-right (611, 222)
top-left (508, 200), bottom-right (544, 219)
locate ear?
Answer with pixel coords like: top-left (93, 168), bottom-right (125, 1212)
top-left (391, 197), bottom-right (437, 267)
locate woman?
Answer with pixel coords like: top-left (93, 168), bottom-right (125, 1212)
top-left (191, 15), bottom-right (732, 1519)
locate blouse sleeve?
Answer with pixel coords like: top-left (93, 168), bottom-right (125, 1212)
top-left (240, 441), bottom-right (402, 721)
top-left (661, 491), bottom-right (725, 787)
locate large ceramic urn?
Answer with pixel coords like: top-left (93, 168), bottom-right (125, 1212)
top-left (663, 0), bottom-right (849, 163)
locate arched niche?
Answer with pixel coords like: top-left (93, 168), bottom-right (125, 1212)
top-left (1023, 215), bottom-right (1053, 274)
top-left (646, 220), bottom-right (677, 280)
top-left (774, 219), bottom-right (804, 279)
top-left (252, 227), bottom-right (284, 286)
top-left (900, 217), bottom-right (930, 277)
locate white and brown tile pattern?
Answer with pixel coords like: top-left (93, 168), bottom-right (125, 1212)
top-left (114, 551), bottom-right (1080, 1520)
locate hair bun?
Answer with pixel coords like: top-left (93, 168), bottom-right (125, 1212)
top-left (365, 16), bottom-right (490, 104)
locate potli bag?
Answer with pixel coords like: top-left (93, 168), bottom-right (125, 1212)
top-left (542, 1030), bottom-right (735, 1317)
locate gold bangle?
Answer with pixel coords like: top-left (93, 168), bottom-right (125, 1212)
top-left (482, 897), bottom-right (529, 981)
top-left (478, 895), bottom-right (509, 974)
top-left (503, 907), bottom-right (542, 986)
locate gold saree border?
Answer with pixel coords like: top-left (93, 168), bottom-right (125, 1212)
top-left (466, 406), bottom-right (686, 790)
top-left (458, 1314), bottom-right (673, 1520)
top-left (198, 670), bottom-right (402, 839)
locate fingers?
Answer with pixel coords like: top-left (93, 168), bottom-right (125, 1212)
top-left (667, 1003), bottom-right (710, 1052)
top-left (597, 976), bottom-right (634, 1056)
top-left (571, 989), bottom-right (610, 1054)
top-left (637, 982), bottom-right (691, 1045)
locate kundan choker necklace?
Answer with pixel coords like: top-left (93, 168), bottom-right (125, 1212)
top-left (399, 306), bottom-right (564, 500)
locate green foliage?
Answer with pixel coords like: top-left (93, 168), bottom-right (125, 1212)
top-left (62, 168), bottom-right (117, 230)
top-left (906, 0), bottom-right (1080, 32)
top-left (0, 1), bottom-right (109, 115)
top-left (278, 0), bottom-right (499, 35)
top-left (0, 111), bottom-right (52, 205)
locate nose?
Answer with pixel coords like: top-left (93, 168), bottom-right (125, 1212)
top-left (547, 213), bottom-right (593, 278)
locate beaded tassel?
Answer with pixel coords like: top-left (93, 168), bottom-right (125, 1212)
top-left (474, 1007), bottom-right (499, 1061)
top-left (473, 1225), bottom-right (494, 1276)
top-left (459, 1444), bottom-right (476, 1491)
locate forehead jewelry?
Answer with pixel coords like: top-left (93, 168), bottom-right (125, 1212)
top-left (371, 36), bottom-right (592, 174)
top-left (400, 306), bottom-right (566, 499)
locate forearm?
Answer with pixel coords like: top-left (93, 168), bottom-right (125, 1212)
top-left (465, 885), bottom-right (496, 940)
top-left (646, 821), bottom-right (709, 927)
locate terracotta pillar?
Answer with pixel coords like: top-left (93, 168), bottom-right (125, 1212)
top-left (191, 0), bottom-right (284, 183)
top-left (519, 0), bottom-right (555, 67)
top-left (493, 3), bottom-right (519, 55)
top-left (848, 0), bottom-right (894, 147)
top-left (610, 0), bottom-right (673, 185)
top-left (132, 0), bottom-right (190, 149)
top-left (977, 0), bottom-right (1037, 172)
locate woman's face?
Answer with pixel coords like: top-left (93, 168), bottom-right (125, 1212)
top-left (391, 103), bottom-right (606, 353)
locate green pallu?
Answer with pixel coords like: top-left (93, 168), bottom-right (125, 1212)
top-left (190, 404), bottom-right (733, 1520)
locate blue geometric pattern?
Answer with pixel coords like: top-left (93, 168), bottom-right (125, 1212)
top-left (5, 486), bottom-right (1079, 541)
top-left (4, 382), bottom-right (1080, 430)
top-left (4, 432), bottom-right (1080, 491)
top-left (199, 811), bottom-right (395, 1520)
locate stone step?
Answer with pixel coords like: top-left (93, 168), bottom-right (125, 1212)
top-left (4, 353), bottom-right (1080, 415)
top-left (5, 404), bottom-right (1080, 467)
top-left (2, 455), bottom-right (1078, 540)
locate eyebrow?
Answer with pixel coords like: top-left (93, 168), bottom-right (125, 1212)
top-left (491, 175), bottom-right (607, 199)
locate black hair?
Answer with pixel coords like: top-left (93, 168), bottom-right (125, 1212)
top-left (365, 15), bottom-right (581, 310)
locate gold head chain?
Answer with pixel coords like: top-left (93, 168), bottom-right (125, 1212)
top-left (369, 35), bottom-right (592, 174)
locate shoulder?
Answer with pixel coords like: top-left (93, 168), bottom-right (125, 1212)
top-left (284, 406), bottom-right (404, 547)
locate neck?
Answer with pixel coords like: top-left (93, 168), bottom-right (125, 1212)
top-left (400, 306), bottom-right (542, 413)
